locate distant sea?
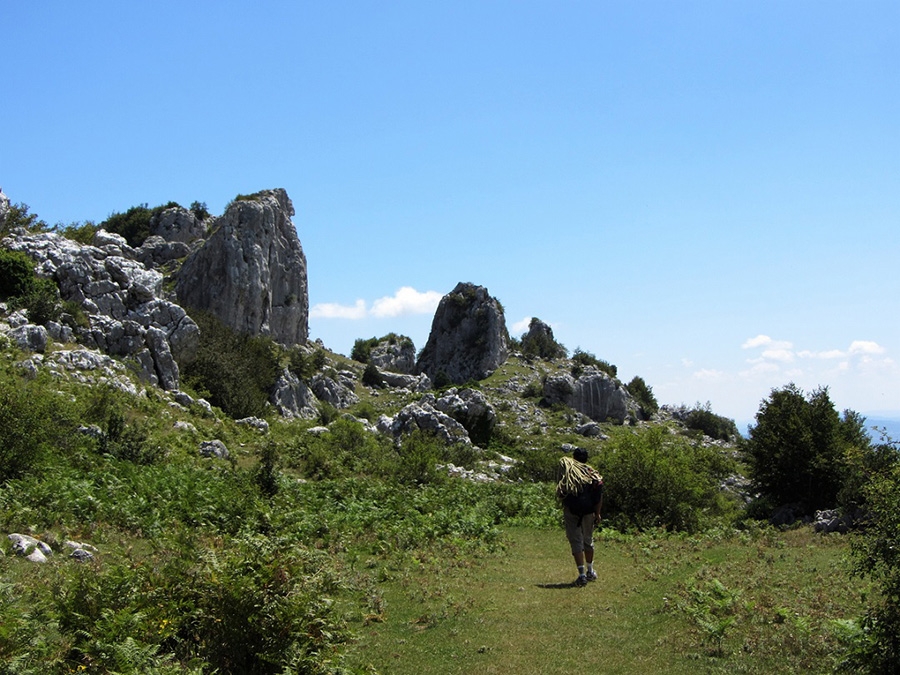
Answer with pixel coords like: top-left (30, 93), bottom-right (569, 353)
top-left (735, 415), bottom-right (900, 443)
top-left (865, 417), bottom-right (900, 443)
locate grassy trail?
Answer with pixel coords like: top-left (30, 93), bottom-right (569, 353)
top-left (347, 526), bottom-right (865, 674)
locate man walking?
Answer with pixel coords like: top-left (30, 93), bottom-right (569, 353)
top-left (557, 446), bottom-right (603, 587)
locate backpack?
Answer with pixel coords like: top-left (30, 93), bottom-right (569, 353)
top-left (557, 456), bottom-right (603, 516)
top-left (562, 480), bottom-right (602, 516)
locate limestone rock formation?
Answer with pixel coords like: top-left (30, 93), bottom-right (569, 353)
top-left (542, 369), bottom-right (637, 424)
top-left (149, 205), bottom-right (207, 244)
top-left (369, 335), bottom-right (416, 374)
top-left (416, 282), bottom-right (509, 385)
top-left (376, 400), bottom-right (472, 446)
top-left (0, 189), bottom-right (10, 231)
top-left (429, 388), bottom-right (496, 445)
top-left (2, 229), bottom-right (199, 390)
top-left (175, 189), bottom-right (308, 346)
top-left (519, 317), bottom-right (566, 360)
top-left (271, 367), bottom-right (320, 420)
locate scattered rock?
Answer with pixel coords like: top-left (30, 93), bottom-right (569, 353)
top-left (199, 440), bottom-right (230, 460)
top-left (236, 416), bottom-right (269, 433)
top-left (8, 534), bottom-right (53, 563)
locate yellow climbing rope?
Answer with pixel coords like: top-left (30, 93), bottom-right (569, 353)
top-left (557, 456), bottom-right (601, 496)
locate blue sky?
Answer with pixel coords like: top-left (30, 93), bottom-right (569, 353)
top-left (3, 2), bottom-right (898, 428)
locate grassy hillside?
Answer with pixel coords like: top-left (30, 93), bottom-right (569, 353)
top-left (0, 327), bottom-right (889, 673)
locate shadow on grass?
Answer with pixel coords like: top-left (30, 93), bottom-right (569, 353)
top-left (536, 582), bottom-right (578, 590)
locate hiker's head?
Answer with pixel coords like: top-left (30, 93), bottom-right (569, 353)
top-left (573, 447), bottom-right (588, 463)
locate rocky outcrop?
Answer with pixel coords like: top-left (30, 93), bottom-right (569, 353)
top-left (416, 282), bottom-right (509, 385)
top-left (376, 401), bottom-right (472, 446)
top-left (0, 189), bottom-right (10, 231)
top-left (1, 229), bottom-right (199, 390)
top-left (135, 236), bottom-right (192, 269)
top-left (149, 205), bottom-right (207, 244)
top-left (519, 317), bottom-right (566, 359)
top-left (310, 371), bottom-right (359, 409)
top-left (271, 368), bottom-right (320, 419)
top-left (175, 189), bottom-right (308, 347)
top-left (542, 369), bottom-right (636, 424)
top-left (429, 388), bottom-right (496, 445)
top-left (369, 336), bottom-right (416, 374)
top-left (379, 370), bottom-right (432, 392)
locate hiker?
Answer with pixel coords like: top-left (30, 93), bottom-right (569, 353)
top-left (557, 446), bottom-right (603, 587)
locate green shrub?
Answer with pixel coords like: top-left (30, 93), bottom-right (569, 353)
top-left (182, 311), bottom-right (279, 419)
top-left (571, 348), bottom-right (617, 378)
top-left (254, 440), bottom-right (280, 497)
top-left (58, 220), bottom-right (99, 244)
top-left (0, 378), bottom-right (57, 480)
top-left (596, 427), bottom-right (735, 532)
top-left (287, 346), bottom-right (326, 379)
top-left (10, 276), bottom-right (63, 325)
top-left (189, 201), bottom-right (209, 220)
top-left (102, 202), bottom-right (180, 247)
top-left (627, 376), bottom-right (659, 419)
top-left (519, 318), bottom-right (567, 361)
top-left (684, 402), bottom-right (738, 441)
top-left (362, 361), bottom-right (385, 388)
top-left (1, 202), bottom-right (49, 236)
top-left (847, 436), bottom-right (900, 673)
top-left (0, 248), bottom-right (36, 299)
top-left (744, 384), bottom-right (864, 513)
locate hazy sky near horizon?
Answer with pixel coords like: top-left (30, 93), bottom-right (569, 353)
top-left (3, 2), bottom-right (898, 426)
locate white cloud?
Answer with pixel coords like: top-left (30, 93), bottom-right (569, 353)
top-left (310, 287), bottom-right (441, 321)
top-left (371, 287), bottom-right (442, 318)
top-left (761, 348), bottom-right (795, 363)
top-left (849, 340), bottom-right (885, 355)
top-left (309, 299), bottom-right (367, 319)
top-left (798, 349), bottom-right (846, 359)
top-left (742, 334), bottom-right (772, 349)
top-left (693, 368), bottom-right (726, 382)
top-left (511, 316), bottom-right (533, 335)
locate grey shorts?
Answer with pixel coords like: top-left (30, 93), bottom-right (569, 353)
top-left (563, 507), bottom-right (595, 555)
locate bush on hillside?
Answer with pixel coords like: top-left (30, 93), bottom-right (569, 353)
top-left (846, 433), bottom-right (900, 673)
top-left (595, 427), bottom-right (736, 532)
top-left (1, 202), bottom-right (49, 236)
top-left (519, 317), bottom-right (567, 361)
top-left (0, 248), bottom-right (37, 299)
top-left (58, 220), bottom-right (100, 244)
top-left (101, 201), bottom-right (180, 247)
top-left (287, 345), bottom-right (326, 380)
top-left (744, 383), bottom-right (868, 514)
top-left (627, 375), bottom-right (659, 419)
top-left (182, 311), bottom-right (280, 419)
top-left (0, 372), bottom-right (89, 481)
top-left (0, 249), bottom-right (64, 325)
top-left (684, 402), bottom-right (738, 441)
top-left (362, 361), bottom-right (385, 388)
top-left (571, 348), bottom-right (617, 378)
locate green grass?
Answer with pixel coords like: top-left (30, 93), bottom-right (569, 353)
top-left (347, 526), bottom-right (866, 674)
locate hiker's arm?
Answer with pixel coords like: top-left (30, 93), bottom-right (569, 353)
top-left (594, 490), bottom-right (603, 524)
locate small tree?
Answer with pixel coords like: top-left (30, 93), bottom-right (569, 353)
top-left (626, 376), bottom-right (658, 419)
top-left (744, 383), bottom-right (852, 513)
top-left (847, 433), bottom-right (900, 673)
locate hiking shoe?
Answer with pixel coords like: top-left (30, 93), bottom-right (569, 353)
top-left (586, 570), bottom-right (598, 582)
top-left (574, 574), bottom-right (588, 587)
